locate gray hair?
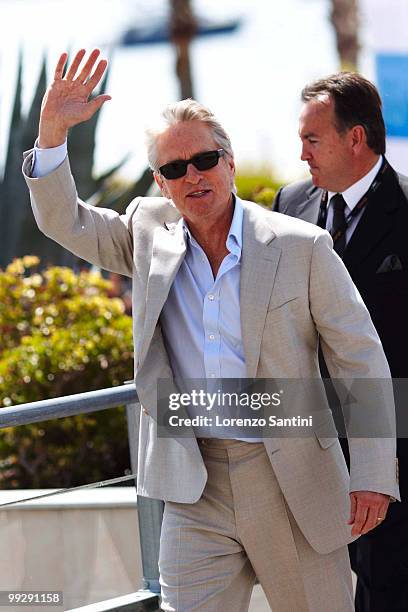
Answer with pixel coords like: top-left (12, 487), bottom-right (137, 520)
top-left (145, 99), bottom-right (234, 171)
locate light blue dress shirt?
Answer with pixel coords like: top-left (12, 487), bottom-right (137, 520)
top-left (161, 198), bottom-right (262, 441)
top-left (161, 200), bottom-right (245, 383)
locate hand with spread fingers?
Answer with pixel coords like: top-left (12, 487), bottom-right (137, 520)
top-left (39, 48), bottom-right (111, 149)
top-left (348, 491), bottom-right (390, 536)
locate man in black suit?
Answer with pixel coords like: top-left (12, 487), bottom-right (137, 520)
top-left (274, 72), bottom-right (408, 612)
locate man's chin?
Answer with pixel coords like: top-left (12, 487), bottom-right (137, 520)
top-left (309, 171), bottom-right (324, 189)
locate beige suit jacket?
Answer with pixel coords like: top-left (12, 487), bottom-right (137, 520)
top-left (23, 153), bottom-right (399, 554)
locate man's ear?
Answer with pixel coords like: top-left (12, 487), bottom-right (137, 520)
top-left (350, 125), bottom-right (366, 154)
top-left (225, 154), bottom-right (236, 181)
top-left (154, 172), bottom-right (170, 198)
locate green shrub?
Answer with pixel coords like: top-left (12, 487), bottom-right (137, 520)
top-left (236, 171), bottom-right (282, 208)
top-left (0, 257), bottom-right (134, 488)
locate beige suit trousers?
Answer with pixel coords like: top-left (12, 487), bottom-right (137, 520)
top-left (159, 439), bottom-right (353, 611)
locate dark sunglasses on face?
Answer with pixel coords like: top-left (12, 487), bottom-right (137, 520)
top-left (158, 149), bottom-right (226, 180)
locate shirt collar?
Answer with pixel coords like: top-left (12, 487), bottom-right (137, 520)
top-left (226, 194), bottom-right (243, 255)
top-left (328, 155), bottom-right (383, 212)
top-left (182, 193), bottom-right (243, 257)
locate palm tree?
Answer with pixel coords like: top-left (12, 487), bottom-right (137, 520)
top-left (330, 0), bottom-right (359, 70)
top-left (169, 0), bottom-right (197, 99)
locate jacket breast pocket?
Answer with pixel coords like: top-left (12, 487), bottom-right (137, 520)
top-left (267, 296), bottom-right (300, 313)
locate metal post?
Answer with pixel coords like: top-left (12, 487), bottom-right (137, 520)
top-left (126, 401), bottom-right (164, 597)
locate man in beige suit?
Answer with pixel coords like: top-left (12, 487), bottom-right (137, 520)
top-left (23, 50), bottom-right (399, 612)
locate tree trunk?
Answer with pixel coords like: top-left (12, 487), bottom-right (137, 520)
top-left (169, 0), bottom-right (197, 99)
top-left (330, 0), bottom-right (360, 70)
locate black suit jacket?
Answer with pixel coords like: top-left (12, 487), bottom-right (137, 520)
top-left (274, 163), bottom-right (408, 378)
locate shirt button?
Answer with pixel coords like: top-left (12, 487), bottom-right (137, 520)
top-left (209, 334), bottom-right (215, 341)
top-left (208, 294), bottom-right (215, 301)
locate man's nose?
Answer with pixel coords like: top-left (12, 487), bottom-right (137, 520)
top-left (300, 143), bottom-right (311, 162)
top-left (184, 162), bottom-right (203, 183)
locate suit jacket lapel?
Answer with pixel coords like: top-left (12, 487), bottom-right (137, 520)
top-left (139, 220), bottom-right (187, 364)
top-left (138, 219), bottom-right (202, 459)
top-left (343, 164), bottom-right (401, 272)
top-left (240, 203), bottom-right (281, 378)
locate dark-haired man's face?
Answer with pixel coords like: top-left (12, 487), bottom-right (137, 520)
top-left (298, 97), bottom-right (355, 192)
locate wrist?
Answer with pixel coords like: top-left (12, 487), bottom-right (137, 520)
top-left (38, 121), bottom-right (68, 149)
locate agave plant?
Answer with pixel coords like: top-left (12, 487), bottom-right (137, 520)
top-left (0, 53), bottom-right (153, 269)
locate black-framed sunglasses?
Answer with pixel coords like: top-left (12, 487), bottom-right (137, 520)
top-left (158, 149), bottom-right (226, 180)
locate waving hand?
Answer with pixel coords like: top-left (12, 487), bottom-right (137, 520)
top-left (39, 49), bottom-right (111, 148)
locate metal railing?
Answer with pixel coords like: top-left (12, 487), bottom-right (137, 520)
top-left (0, 384), bottom-right (163, 612)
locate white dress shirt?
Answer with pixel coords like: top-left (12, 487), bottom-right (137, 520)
top-left (326, 155), bottom-right (383, 243)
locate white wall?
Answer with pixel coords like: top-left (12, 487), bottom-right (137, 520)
top-left (0, 488), bottom-right (143, 611)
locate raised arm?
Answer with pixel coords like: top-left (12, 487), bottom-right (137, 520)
top-left (23, 50), bottom-right (137, 277)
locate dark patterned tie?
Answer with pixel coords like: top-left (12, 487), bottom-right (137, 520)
top-left (331, 193), bottom-right (347, 257)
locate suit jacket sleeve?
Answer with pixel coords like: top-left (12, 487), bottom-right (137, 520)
top-left (309, 231), bottom-right (399, 499)
top-left (22, 150), bottom-right (139, 277)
